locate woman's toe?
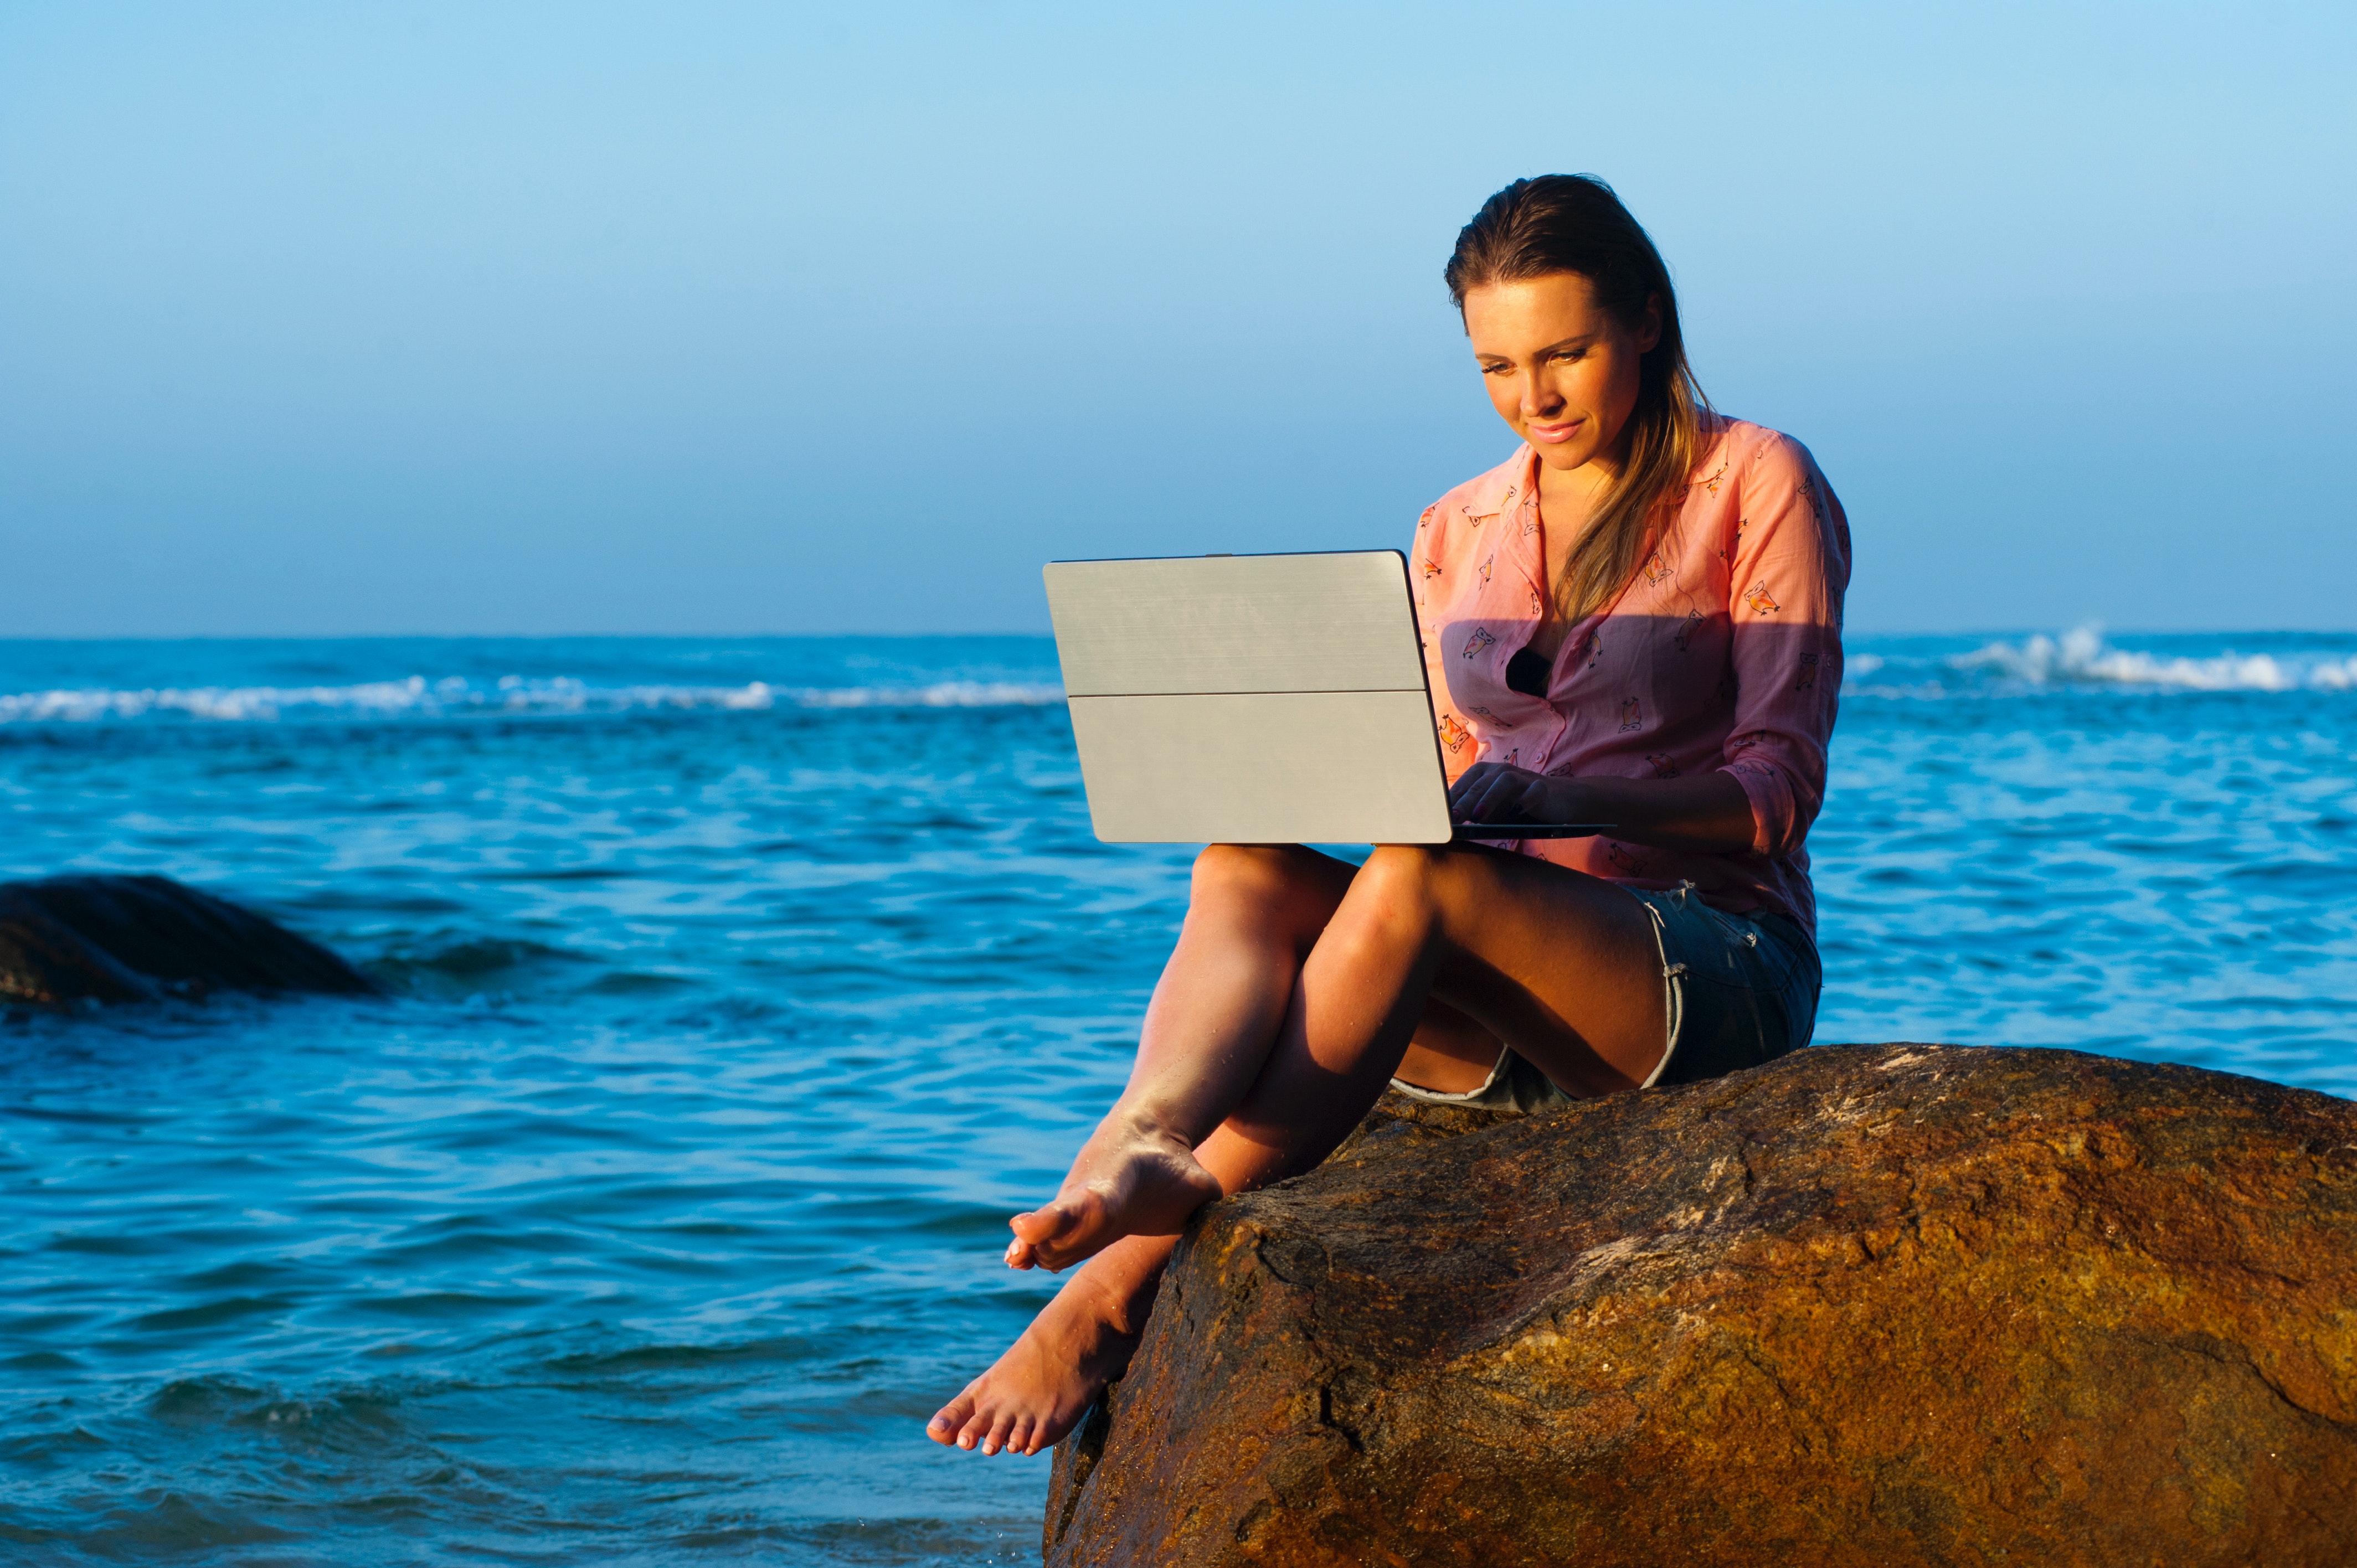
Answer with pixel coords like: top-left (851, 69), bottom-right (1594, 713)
top-left (1010, 1200), bottom-right (1074, 1246)
top-left (927, 1392), bottom-right (973, 1445)
top-left (955, 1406), bottom-right (989, 1450)
top-left (1007, 1207), bottom-right (1049, 1242)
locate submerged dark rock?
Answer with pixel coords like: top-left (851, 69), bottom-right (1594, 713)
top-left (1045, 1044), bottom-right (2357, 1567)
top-left (0, 875), bottom-right (375, 1005)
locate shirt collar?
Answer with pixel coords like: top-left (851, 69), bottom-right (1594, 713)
top-left (1466, 445), bottom-right (1540, 520)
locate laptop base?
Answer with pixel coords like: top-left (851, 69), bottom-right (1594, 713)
top-left (1449, 822), bottom-right (1613, 841)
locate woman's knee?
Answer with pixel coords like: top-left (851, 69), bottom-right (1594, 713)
top-left (1193, 843), bottom-right (1314, 904)
top-left (1190, 844), bottom-right (1341, 932)
top-left (1353, 844), bottom-right (1463, 909)
top-left (1344, 845), bottom-right (1514, 948)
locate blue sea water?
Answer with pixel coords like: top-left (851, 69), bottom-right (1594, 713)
top-left (1, 630), bottom-right (2353, 1564)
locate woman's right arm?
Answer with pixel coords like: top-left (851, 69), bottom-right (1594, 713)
top-left (1412, 504), bottom-right (1481, 786)
top-left (1448, 765), bottom-right (1756, 853)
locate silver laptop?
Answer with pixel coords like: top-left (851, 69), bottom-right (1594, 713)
top-left (1043, 550), bottom-right (1611, 845)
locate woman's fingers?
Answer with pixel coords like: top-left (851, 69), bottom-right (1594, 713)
top-left (1449, 764), bottom-right (1507, 812)
top-left (1445, 764), bottom-right (1498, 812)
top-left (1453, 769), bottom-right (1512, 822)
top-left (1449, 774), bottom-right (1492, 821)
top-left (1452, 764), bottom-right (1546, 823)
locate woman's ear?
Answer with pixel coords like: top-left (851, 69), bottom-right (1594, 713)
top-left (1635, 293), bottom-right (1664, 354)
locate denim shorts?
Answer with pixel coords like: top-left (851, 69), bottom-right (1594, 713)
top-left (1390, 881), bottom-right (1821, 1113)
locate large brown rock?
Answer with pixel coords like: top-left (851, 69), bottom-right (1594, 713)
top-left (0, 875), bottom-right (376, 1006)
top-left (1044, 1044), bottom-right (2357, 1566)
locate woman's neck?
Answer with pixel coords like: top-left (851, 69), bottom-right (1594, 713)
top-left (1535, 446), bottom-right (1620, 521)
top-left (1527, 452), bottom-right (1625, 661)
top-left (1536, 455), bottom-right (1618, 569)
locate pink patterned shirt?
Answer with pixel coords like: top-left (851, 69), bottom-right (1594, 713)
top-left (1414, 417), bottom-right (1850, 936)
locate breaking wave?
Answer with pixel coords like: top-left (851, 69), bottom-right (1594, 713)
top-left (1846, 627), bottom-right (2357, 697)
top-left (0, 675), bottom-right (1067, 725)
top-left (1952, 627), bottom-right (2356, 692)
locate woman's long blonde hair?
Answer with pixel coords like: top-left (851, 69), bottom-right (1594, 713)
top-left (1444, 176), bottom-right (1712, 623)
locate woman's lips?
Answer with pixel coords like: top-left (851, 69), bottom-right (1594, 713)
top-left (1526, 419), bottom-right (1584, 445)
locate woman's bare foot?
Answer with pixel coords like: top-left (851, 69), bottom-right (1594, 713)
top-left (1004, 1113), bottom-right (1223, 1272)
top-left (927, 1261), bottom-right (1148, 1456)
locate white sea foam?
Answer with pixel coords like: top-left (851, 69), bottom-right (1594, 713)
top-left (2305, 658), bottom-right (2357, 691)
top-left (0, 676), bottom-right (1067, 725)
top-left (790, 680), bottom-right (1068, 709)
top-left (1947, 626), bottom-right (2345, 693)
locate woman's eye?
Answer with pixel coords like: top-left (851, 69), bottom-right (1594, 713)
top-left (1553, 350), bottom-right (1586, 363)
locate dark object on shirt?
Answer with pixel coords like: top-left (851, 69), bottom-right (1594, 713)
top-left (0, 875), bottom-right (377, 1007)
top-left (1504, 646), bottom-right (1552, 698)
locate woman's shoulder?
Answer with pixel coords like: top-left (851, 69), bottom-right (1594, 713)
top-left (1698, 415), bottom-right (1819, 485)
top-left (1685, 417), bottom-right (1836, 534)
top-left (1699, 417), bottom-right (1849, 573)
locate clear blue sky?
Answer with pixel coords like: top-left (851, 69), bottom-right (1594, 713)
top-left (3, 2), bottom-right (2350, 637)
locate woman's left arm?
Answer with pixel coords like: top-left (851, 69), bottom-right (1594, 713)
top-left (1709, 434), bottom-right (1852, 858)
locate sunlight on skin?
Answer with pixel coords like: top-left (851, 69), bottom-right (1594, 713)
top-left (929, 1232), bottom-right (1178, 1456)
top-left (1454, 272), bottom-right (1757, 847)
top-left (995, 275), bottom-right (1679, 1285)
top-left (928, 836), bottom-right (1677, 1456)
top-left (926, 273), bottom-right (1745, 1461)
top-left (1460, 270), bottom-right (1658, 625)
top-left (1002, 1122), bottom-right (1220, 1272)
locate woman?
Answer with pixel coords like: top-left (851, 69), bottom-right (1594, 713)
top-left (928, 174), bottom-right (1849, 1457)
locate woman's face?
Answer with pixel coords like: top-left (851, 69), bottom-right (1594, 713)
top-left (1461, 272), bottom-right (1660, 474)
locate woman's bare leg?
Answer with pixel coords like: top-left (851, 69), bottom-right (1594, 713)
top-left (932, 845), bottom-right (1667, 1456)
top-left (1216, 843), bottom-right (1666, 1182)
top-left (1005, 843), bottom-right (1357, 1271)
top-left (927, 1230), bottom-right (1177, 1456)
top-left (1011, 842), bottom-right (1663, 1270)
top-left (928, 1105), bottom-right (1316, 1455)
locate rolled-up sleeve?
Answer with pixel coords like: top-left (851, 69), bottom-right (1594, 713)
top-left (1718, 434), bottom-right (1852, 857)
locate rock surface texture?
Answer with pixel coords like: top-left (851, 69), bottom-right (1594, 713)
top-left (0, 875), bottom-right (375, 1005)
top-left (1044, 1044), bottom-right (2357, 1566)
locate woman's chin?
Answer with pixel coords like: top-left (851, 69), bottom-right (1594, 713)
top-left (1532, 442), bottom-right (1599, 471)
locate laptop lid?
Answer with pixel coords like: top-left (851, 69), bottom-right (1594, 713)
top-left (1044, 551), bottom-right (1455, 844)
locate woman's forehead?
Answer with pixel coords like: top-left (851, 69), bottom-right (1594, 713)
top-left (1461, 273), bottom-right (1609, 350)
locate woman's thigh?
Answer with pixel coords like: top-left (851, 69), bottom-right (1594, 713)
top-left (1346, 843), bottom-right (1668, 1096)
top-left (1189, 843), bottom-right (1615, 1093)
